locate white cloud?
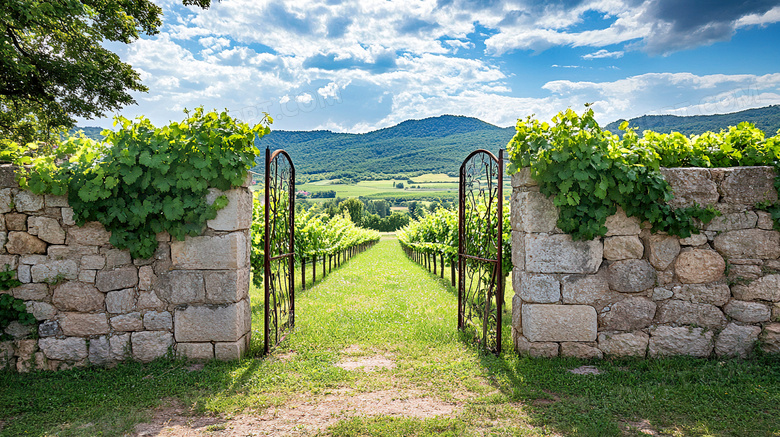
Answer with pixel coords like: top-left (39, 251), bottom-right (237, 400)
top-left (296, 93), bottom-right (314, 104)
top-left (582, 49), bottom-right (624, 59)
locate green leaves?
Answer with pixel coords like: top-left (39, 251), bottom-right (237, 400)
top-left (505, 106), bottom-right (738, 241)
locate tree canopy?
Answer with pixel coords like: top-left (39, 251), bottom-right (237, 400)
top-left (0, 0), bottom-right (211, 144)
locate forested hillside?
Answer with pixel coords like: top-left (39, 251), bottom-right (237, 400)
top-left (255, 115), bottom-right (515, 180)
top-left (606, 105), bottom-right (780, 136)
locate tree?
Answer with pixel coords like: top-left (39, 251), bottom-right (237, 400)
top-left (339, 198), bottom-right (364, 225)
top-left (0, 0), bottom-right (212, 144)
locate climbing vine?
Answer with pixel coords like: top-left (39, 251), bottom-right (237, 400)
top-left (506, 106), bottom-right (739, 241)
top-left (6, 108), bottom-right (271, 259)
top-left (1, 265), bottom-right (35, 341)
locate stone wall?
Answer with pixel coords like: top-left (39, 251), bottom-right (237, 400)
top-left (511, 166), bottom-right (780, 359)
top-left (0, 165), bottom-right (252, 372)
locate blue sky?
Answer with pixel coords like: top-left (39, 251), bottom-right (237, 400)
top-left (89, 0), bottom-right (780, 133)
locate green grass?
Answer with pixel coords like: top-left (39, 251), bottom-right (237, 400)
top-left (2, 240), bottom-right (780, 436)
top-left (296, 179), bottom-right (458, 202)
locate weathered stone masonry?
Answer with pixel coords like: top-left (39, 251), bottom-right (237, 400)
top-left (511, 166), bottom-right (780, 359)
top-left (0, 165), bottom-right (252, 372)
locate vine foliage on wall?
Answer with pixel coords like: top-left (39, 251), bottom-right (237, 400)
top-left (1, 265), bottom-right (35, 341)
top-left (503, 105), bottom-right (780, 240)
top-left (5, 108), bottom-right (270, 259)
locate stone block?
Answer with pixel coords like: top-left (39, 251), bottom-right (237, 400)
top-left (38, 320), bottom-right (60, 337)
top-left (138, 266), bottom-right (155, 291)
top-left (515, 336), bottom-right (559, 357)
top-left (13, 283), bottom-right (48, 301)
top-left (603, 236), bottom-right (644, 261)
top-left (144, 311), bottom-right (173, 331)
top-left (137, 290), bottom-right (165, 311)
top-left (26, 301), bottom-right (57, 320)
top-left (96, 267), bottom-right (138, 292)
top-left (0, 231), bottom-right (5, 252)
top-left (31, 259), bottom-right (79, 283)
top-left (132, 331), bottom-right (174, 363)
top-left (757, 211), bottom-right (774, 230)
top-left (103, 249), bottom-right (132, 268)
top-left (525, 234), bottom-right (602, 274)
top-left (649, 326), bottom-right (713, 357)
top-left (679, 233), bottom-right (708, 246)
top-left (511, 231), bottom-right (524, 271)
top-left (518, 272), bottom-right (560, 303)
top-left (724, 300), bottom-right (770, 323)
top-left (110, 312), bottom-right (143, 332)
top-left (27, 217), bottom-right (65, 244)
top-left (174, 300), bottom-right (250, 342)
top-left (4, 320), bottom-right (33, 339)
top-left (0, 254), bottom-right (18, 270)
top-left (5, 231), bottom-right (47, 255)
top-left (207, 188), bottom-right (253, 231)
top-left (675, 249), bottom-right (725, 284)
top-left (67, 221), bottom-right (111, 246)
top-left (110, 333), bottom-right (131, 361)
top-left (560, 342), bottom-right (603, 359)
top-left (713, 229), bottom-right (780, 259)
top-left (645, 235), bottom-right (681, 270)
top-left (715, 166), bottom-right (777, 205)
top-left (515, 191), bottom-right (558, 233)
top-left (171, 233), bottom-right (248, 270)
top-left (106, 288), bottom-right (136, 314)
top-left (598, 331), bottom-right (649, 357)
top-left (5, 213), bottom-right (27, 231)
top-left (705, 211), bottom-right (758, 232)
top-left (154, 270), bottom-right (205, 304)
top-left (608, 259), bottom-right (656, 292)
top-left (61, 207), bottom-right (75, 226)
top-left (672, 283), bottom-right (730, 306)
top-left (652, 287), bottom-right (673, 300)
top-left (511, 168), bottom-right (537, 187)
top-left (0, 188), bottom-right (11, 213)
top-left (89, 336), bottom-right (111, 366)
top-left (14, 191), bottom-right (44, 212)
top-left (205, 269), bottom-right (250, 304)
top-left (655, 300), bottom-right (726, 329)
top-left (715, 323), bottom-right (761, 358)
top-left (605, 207), bottom-right (641, 236)
top-left (17, 264), bottom-right (30, 283)
top-left (81, 255), bottom-right (106, 270)
top-left (45, 194), bottom-right (68, 208)
top-left (78, 270), bottom-right (96, 283)
top-left (561, 269), bottom-right (621, 310)
top-left (177, 342), bottom-right (214, 361)
top-left (48, 244), bottom-right (97, 258)
top-left (661, 168), bottom-right (719, 209)
top-left (601, 297), bottom-right (657, 331)
top-left (521, 304), bottom-right (597, 342)
top-left (215, 337), bottom-right (248, 361)
top-left (39, 337), bottom-right (88, 361)
top-left (60, 312), bottom-right (109, 336)
top-left (0, 341), bottom-right (14, 369)
top-left (52, 282), bottom-right (104, 312)
top-left (20, 254), bottom-right (46, 265)
top-left (731, 275), bottom-right (780, 302)
top-left (762, 323), bottom-right (780, 354)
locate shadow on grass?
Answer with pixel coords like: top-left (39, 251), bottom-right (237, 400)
top-left (472, 339), bottom-right (780, 436)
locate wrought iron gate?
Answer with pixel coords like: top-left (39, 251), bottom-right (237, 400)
top-left (458, 149), bottom-right (504, 354)
top-left (264, 147), bottom-right (295, 354)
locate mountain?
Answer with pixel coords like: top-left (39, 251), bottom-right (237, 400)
top-left (605, 105), bottom-right (780, 136)
top-left (256, 115), bottom-right (516, 180)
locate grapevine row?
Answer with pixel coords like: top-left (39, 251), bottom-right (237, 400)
top-left (250, 196), bottom-right (380, 288)
top-left (397, 204), bottom-right (512, 285)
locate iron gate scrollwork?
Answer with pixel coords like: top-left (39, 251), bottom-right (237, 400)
top-left (264, 147), bottom-right (295, 354)
top-left (458, 149), bottom-right (504, 354)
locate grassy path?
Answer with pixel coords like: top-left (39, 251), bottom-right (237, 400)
top-left (2, 239), bottom-right (780, 436)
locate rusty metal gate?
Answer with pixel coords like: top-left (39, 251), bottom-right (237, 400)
top-left (264, 147), bottom-right (295, 354)
top-left (458, 149), bottom-right (504, 354)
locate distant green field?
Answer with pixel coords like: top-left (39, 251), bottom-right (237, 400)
top-left (297, 179), bottom-right (458, 202)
